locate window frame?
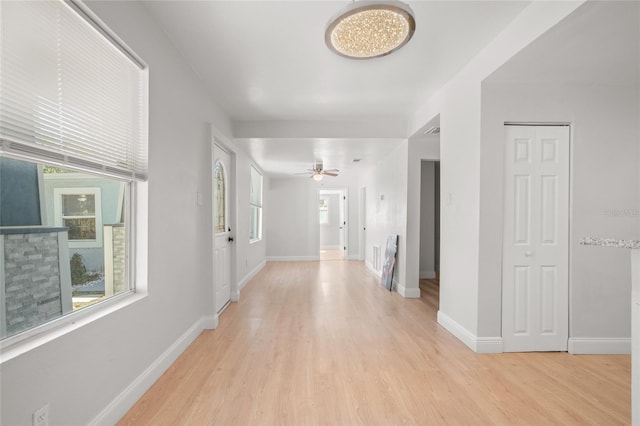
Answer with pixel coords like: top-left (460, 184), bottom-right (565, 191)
top-left (249, 165), bottom-right (263, 243)
top-left (0, 0), bottom-right (149, 362)
top-left (53, 187), bottom-right (103, 248)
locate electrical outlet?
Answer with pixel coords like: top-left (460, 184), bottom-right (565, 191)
top-left (33, 404), bottom-right (49, 426)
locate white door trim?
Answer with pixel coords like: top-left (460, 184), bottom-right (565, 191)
top-left (318, 187), bottom-right (349, 259)
top-left (502, 124), bottom-right (571, 352)
top-left (211, 127), bottom-right (237, 315)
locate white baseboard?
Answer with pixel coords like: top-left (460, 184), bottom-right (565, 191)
top-left (437, 311), bottom-right (476, 351)
top-left (568, 337), bottom-right (631, 354)
top-left (476, 337), bottom-right (504, 353)
top-left (436, 311), bottom-right (503, 353)
top-left (419, 270), bottom-right (436, 279)
top-left (90, 316), bottom-right (215, 425)
top-left (320, 245), bottom-right (341, 250)
top-left (266, 256), bottom-right (320, 261)
top-left (237, 260), bottom-right (266, 294)
top-left (365, 261), bottom-right (381, 278)
top-left (201, 315), bottom-right (219, 330)
top-left (397, 282), bottom-right (420, 298)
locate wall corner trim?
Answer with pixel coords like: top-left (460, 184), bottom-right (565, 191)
top-left (90, 315), bottom-right (215, 425)
top-left (436, 311), bottom-right (503, 353)
top-left (568, 337), bottom-right (631, 354)
top-left (475, 337), bottom-right (504, 353)
top-left (397, 282), bottom-right (420, 298)
top-left (437, 310), bottom-right (476, 351)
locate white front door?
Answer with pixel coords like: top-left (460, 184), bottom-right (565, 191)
top-left (213, 144), bottom-right (232, 314)
top-left (502, 125), bottom-right (570, 352)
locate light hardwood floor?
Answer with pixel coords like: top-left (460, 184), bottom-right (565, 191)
top-left (119, 261), bottom-right (630, 425)
top-left (320, 249), bottom-right (344, 261)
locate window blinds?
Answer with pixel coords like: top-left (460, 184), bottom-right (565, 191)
top-left (0, 0), bottom-right (148, 180)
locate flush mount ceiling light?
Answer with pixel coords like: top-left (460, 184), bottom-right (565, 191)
top-left (325, 0), bottom-right (416, 59)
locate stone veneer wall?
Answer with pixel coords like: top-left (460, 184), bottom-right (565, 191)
top-left (3, 232), bottom-right (63, 337)
top-left (104, 224), bottom-right (126, 296)
top-left (111, 224), bottom-right (126, 294)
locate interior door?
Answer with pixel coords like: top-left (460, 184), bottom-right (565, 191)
top-left (213, 144), bottom-right (232, 314)
top-left (361, 187), bottom-right (367, 262)
top-left (502, 125), bottom-right (570, 352)
top-left (339, 193), bottom-right (346, 259)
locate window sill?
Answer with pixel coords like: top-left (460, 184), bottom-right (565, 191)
top-left (249, 238), bottom-right (262, 245)
top-left (0, 290), bottom-right (147, 364)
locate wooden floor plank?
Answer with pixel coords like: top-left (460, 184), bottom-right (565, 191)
top-left (119, 261), bottom-right (631, 425)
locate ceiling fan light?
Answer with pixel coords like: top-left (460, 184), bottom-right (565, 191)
top-left (313, 174), bottom-right (324, 181)
top-left (325, 1), bottom-right (416, 59)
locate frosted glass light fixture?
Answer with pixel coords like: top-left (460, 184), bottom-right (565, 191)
top-left (313, 173), bottom-right (324, 182)
top-left (325, 1), bottom-right (416, 59)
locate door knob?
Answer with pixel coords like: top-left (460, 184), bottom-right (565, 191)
top-left (228, 236), bottom-right (234, 242)
top-left (525, 251), bottom-right (533, 257)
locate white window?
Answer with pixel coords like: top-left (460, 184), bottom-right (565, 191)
top-left (0, 0), bottom-right (148, 348)
top-left (319, 198), bottom-right (329, 224)
top-left (54, 188), bottom-right (103, 248)
top-left (250, 165), bottom-right (263, 242)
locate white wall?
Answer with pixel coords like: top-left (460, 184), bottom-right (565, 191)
top-left (233, 151), bottom-right (267, 290)
top-left (319, 193), bottom-right (340, 248)
top-left (361, 142), bottom-right (408, 290)
top-left (265, 171), bottom-right (361, 260)
top-left (265, 178), bottom-right (320, 260)
top-left (403, 137), bottom-right (440, 297)
top-left (478, 1), bottom-right (640, 348)
top-left (480, 81), bottom-right (640, 344)
top-left (419, 161), bottom-right (436, 278)
top-left (479, 84), bottom-right (640, 338)
top-left (0, 1), bottom-right (266, 424)
top-left (406, 1), bottom-right (585, 349)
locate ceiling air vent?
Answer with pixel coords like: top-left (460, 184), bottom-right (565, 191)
top-left (424, 126), bottom-right (440, 135)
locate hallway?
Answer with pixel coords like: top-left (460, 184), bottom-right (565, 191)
top-left (120, 261), bottom-right (630, 425)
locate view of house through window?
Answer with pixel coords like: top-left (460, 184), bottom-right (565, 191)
top-left (0, 0), bottom-right (147, 343)
top-left (0, 157), bottom-right (130, 338)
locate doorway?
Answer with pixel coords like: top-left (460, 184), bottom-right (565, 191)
top-left (213, 142), bottom-right (233, 314)
top-left (501, 124), bottom-right (570, 352)
top-left (419, 160), bottom-right (440, 280)
top-left (319, 189), bottom-right (347, 261)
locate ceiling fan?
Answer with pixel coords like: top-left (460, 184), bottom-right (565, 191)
top-left (296, 160), bottom-right (339, 181)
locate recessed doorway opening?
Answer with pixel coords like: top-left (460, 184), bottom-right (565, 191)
top-left (318, 188), bottom-right (348, 261)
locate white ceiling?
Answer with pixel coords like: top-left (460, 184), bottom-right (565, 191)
top-left (142, 1), bottom-right (532, 176)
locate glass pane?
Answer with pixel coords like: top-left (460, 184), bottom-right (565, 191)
top-left (215, 161), bottom-right (226, 233)
top-left (64, 217), bottom-right (96, 240)
top-left (1, 157), bottom-right (131, 339)
top-left (250, 166), bottom-right (263, 206)
top-left (62, 193), bottom-right (95, 216)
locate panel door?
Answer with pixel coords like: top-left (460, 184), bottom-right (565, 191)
top-left (502, 125), bottom-right (570, 352)
top-left (213, 144), bottom-right (232, 314)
